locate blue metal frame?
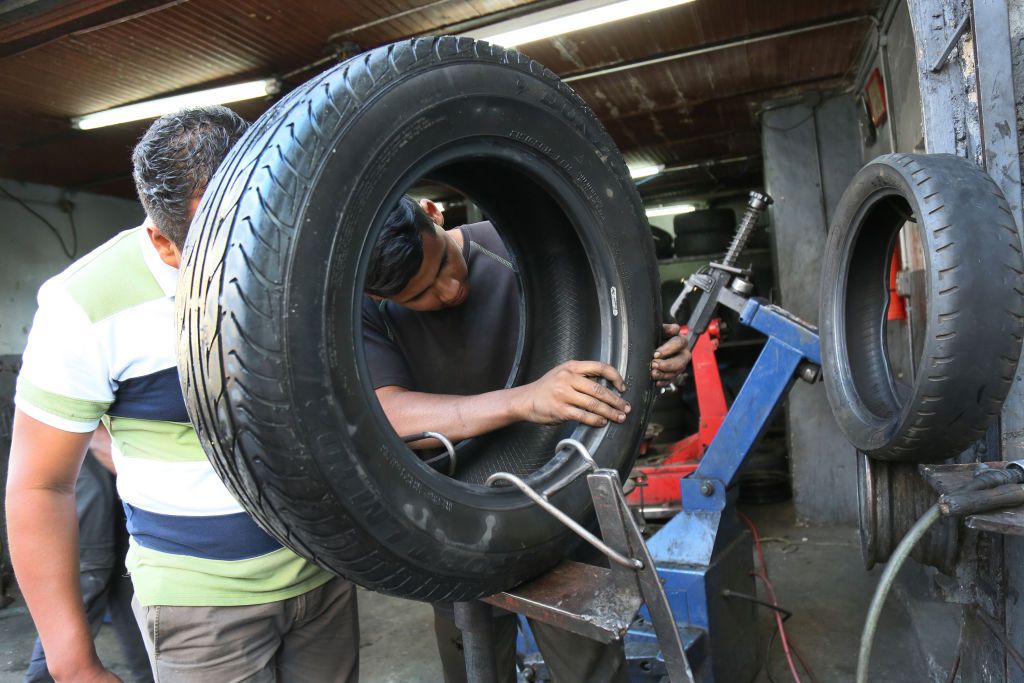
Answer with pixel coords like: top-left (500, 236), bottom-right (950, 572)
top-left (520, 297), bottom-right (822, 682)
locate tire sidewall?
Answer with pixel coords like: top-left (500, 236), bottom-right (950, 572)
top-left (257, 58), bottom-right (656, 579)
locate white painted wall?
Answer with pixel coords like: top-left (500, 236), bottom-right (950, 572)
top-left (0, 178), bottom-right (143, 355)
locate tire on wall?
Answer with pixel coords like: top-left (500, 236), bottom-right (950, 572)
top-left (819, 153), bottom-right (1024, 461)
top-left (176, 37), bottom-right (660, 601)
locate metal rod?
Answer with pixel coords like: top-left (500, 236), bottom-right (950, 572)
top-left (555, 438), bottom-right (597, 468)
top-left (930, 13), bottom-right (971, 72)
top-left (660, 154), bottom-right (760, 175)
top-left (486, 471), bottom-right (642, 570)
top-left (401, 431), bottom-right (457, 475)
top-left (453, 601), bottom-right (499, 683)
top-left (330, 0), bottom-right (458, 37)
top-left (563, 15), bottom-right (873, 83)
top-left (878, 34), bottom-right (899, 152)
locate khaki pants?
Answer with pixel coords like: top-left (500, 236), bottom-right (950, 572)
top-left (132, 576), bottom-right (359, 683)
top-left (433, 603), bottom-right (629, 683)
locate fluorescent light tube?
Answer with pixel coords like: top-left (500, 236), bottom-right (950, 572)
top-left (467, 0), bottom-right (697, 48)
top-left (646, 203), bottom-right (695, 218)
top-left (72, 78), bottom-right (281, 130)
top-left (628, 163), bottom-right (665, 179)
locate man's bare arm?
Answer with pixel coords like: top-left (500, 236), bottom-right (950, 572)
top-left (5, 410), bottom-right (121, 682)
top-left (376, 360), bottom-right (631, 444)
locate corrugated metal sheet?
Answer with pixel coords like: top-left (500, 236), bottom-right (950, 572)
top-left (0, 0), bottom-right (883, 199)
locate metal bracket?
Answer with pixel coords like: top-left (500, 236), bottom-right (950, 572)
top-left (478, 440), bottom-right (695, 683)
top-left (930, 13), bottom-right (971, 72)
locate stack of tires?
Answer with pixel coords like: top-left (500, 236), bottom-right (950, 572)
top-left (673, 208), bottom-right (736, 257)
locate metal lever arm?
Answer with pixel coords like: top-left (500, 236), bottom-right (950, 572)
top-left (671, 191), bottom-right (772, 350)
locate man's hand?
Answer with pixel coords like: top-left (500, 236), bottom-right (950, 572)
top-left (651, 323), bottom-right (691, 386)
top-left (513, 361), bottom-right (630, 427)
top-left (62, 662), bottom-right (123, 683)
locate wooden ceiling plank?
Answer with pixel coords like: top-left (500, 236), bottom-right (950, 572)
top-left (0, 0), bottom-right (187, 59)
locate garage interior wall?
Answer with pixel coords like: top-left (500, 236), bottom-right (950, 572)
top-left (762, 94), bottom-right (863, 525)
top-left (761, 0), bottom-right (924, 526)
top-left (862, 0), bottom-right (925, 158)
top-left (0, 179), bottom-right (142, 356)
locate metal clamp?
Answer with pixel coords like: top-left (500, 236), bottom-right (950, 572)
top-left (401, 431), bottom-right (457, 476)
top-left (486, 440), bottom-right (643, 570)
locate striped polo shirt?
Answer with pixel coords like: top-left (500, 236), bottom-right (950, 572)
top-left (15, 225), bottom-right (332, 607)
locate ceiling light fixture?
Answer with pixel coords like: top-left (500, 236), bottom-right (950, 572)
top-left (466, 0), bottom-right (697, 48)
top-left (628, 163), bottom-right (665, 179)
top-left (645, 203), bottom-right (696, 218)
top-left (72, 78), bottom-right (281, 131)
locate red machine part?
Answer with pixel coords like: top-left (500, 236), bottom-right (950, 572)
top-left (626, 320), bottom-right (727, 513)
top-left (887, 242), bottom-right (907, 321)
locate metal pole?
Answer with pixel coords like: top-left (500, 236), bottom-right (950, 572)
top-left (563, 15), bottom-right (873, 83)
top-left (453, 601), bottom-right (499, 683)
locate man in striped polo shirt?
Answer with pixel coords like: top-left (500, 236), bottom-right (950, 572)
top-left (7, 106), bottom-right (358, 682)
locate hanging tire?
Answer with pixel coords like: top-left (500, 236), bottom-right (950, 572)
top-left (176, 37), bottom-right (660, 601)
top-left (651, 225), bottom-right (674, 259)
top-left (819, 153), bottom-right (1024, 461)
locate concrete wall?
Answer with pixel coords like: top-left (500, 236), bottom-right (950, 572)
top-left (0, 179), bottom-right (142, 355)
top-left (1013, 0), bottom-right (1024, 186)
top-left (762, 94), bottom-right (864, 525)
top-left (0, 179), bottom-right (139, 587)
top-left (760, 0), bottom-right (925, 526)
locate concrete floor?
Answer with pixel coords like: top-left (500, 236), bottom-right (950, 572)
top-left (0, 501), bottom-right (959, 682)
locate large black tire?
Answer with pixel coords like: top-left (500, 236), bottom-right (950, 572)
top-left (177, 37), bottom-right (660, 601)
top-left (819, 154), bottom-right (1024, 461)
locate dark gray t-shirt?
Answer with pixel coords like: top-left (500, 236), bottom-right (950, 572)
top-left (362, 221), bottom-right (520, 395)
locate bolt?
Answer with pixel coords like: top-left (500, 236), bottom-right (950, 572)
top-left (799, 363), bottom-right (820, 384)
top-left (700, 480), bottom-right (715, 496)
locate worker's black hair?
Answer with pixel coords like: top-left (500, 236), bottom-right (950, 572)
top-left (132, 105), bottom-right (249, 249)
top-left (365, 195), bottom-right (436, 297)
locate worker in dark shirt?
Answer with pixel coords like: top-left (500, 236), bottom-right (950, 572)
top-left (362, 195), bottom-right (690, 683)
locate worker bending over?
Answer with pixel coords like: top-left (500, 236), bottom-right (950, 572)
top-left (363, 196), bottom-right (690, 683)
top-left (7, 106), bottom-right (359, 683)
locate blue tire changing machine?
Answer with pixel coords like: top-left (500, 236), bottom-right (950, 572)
top-left (452, 192), bottom-right (823, 683)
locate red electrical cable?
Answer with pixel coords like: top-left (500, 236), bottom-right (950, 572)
top-left (739, 511), bottom-right (802, 683)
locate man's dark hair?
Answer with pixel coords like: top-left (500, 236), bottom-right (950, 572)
top-left (365, 196), bottom-right (437, 297)
top-left (132, 105), bottom-right (249, 249)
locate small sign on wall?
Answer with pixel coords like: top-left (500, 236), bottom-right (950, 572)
top-left (864, 67), bottom-right (888, 128)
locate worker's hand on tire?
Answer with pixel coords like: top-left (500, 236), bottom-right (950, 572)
top-left (513, 360), bottom-right (630, 427)
top-left (652, 324), bottom-right (691, 386)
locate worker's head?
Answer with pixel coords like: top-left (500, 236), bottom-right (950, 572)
top-left (365, 195), bottom-right (469, 311)
top-left (132, 105), bottom-right (249, 267)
